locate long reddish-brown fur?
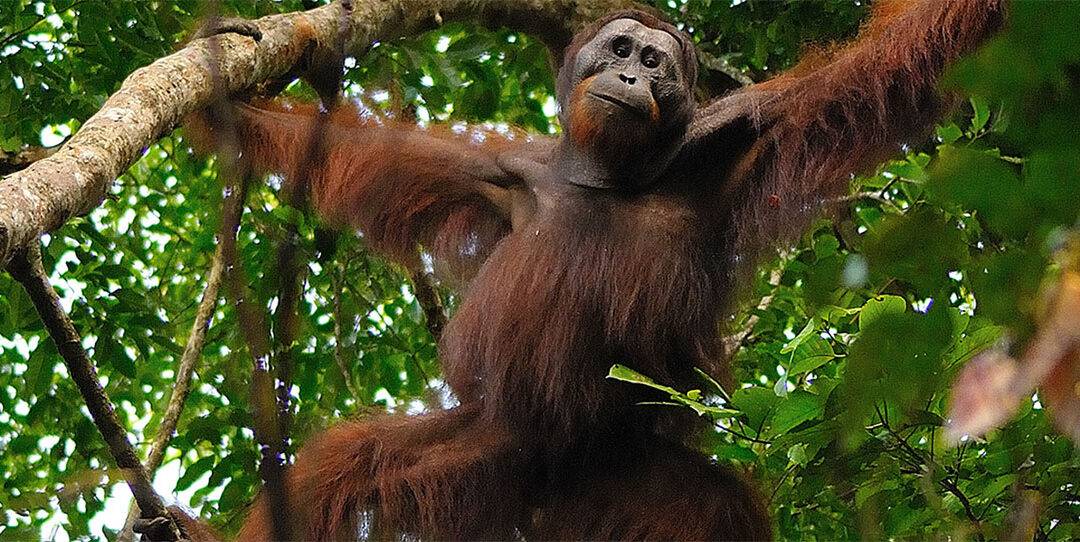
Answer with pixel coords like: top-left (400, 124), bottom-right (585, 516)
top-left (723, 0), bottom-right (1004, 265)
top-left (181, 1), bottom-right (1003, 540)
top-left (185, 98), bottom-right (525, 283)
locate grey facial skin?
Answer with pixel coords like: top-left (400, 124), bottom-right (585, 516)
top-left (500, 19), bottom-right (697, 193)
top-left (567, 19), bottom-right (689, 127)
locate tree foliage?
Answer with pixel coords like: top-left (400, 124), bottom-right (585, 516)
top-left (0, 1), bottom-right (1077, 540)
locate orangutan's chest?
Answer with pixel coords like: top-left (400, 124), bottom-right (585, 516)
top-left (499, 192), bottom-right (714, 317)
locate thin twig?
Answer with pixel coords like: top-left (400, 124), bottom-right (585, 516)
top-left (714, 420), bottom-right (772, 445)
top-left (217, 164), bottom-right (292, 541)
top-left (7, 244), bottom-right (183, 542)
top-left (200, 5), bottom-right (291, 537)
top-left (266, 0), bottom-right (351, 442)
top-left (769, 464), bottom-right (798, 503)
top-left (0, 0), bottom-right (87, 50)
top-left (117, 245), bottom-right (226, 542)
top-left (724, 265), bottom-right (784, 352)
top-left (332, 257), bottom-right (362, 399)
top-left (874, 404), bottom-right (984, 537)
top-left (833, 190), bottom-right (904, 212)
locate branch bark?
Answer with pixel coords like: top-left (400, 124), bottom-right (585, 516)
top-left (0, 145), bottom-right (62, 176)
top-left (0, 0), bottom-right (635, 269)
top-left (8, 244), bottom-right (184, 542)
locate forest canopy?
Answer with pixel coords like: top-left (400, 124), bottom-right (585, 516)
top-left (0, 0), bottom-right (1077, 540)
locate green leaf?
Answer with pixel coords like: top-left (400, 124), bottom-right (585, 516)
top-left (813, 234), bottom-right (840, 258)
top-left (787, 443), bottom-right (809, 466)
top-left (606, 364), bottom-right (678, 396)
top-left (788, 335), bottom-right (837, 376)
top-left (773, 373), bottom-right (789, 397)
top-left (219, 477), bottom-right (250, 511)
top-left (907, 410), bottom-right (945, 428)
top-left (860, 295), bottom-right (906, 331)
top-left (936, 122), bottom-right (963, 144)
top-left (25, 340), bottom-right (57, 396)
top-left (945, 323), bottom-right (1004, 369)
top-left (842, 306), bottom-right (954, 442)
top-left (687, 404), bottom-right (740, 418)
top-left (929, 147), bottom-right (1026, 239)
top-left (716, 444), bottom-right (758, 463)
top-left (863, 207), bottom-right (968, 293)
top-left (731, 387), bottom-right (779, 432)
top-left (176, 456), bottom-right (215, 491)
top-left (95, 330), bottom-right (136, 379)
top-left (693, 366), bottom-right (731, 400)
top-left (769, 390), bottom-right (825, 437)
top-left (781, 320), bottom-right (816, 354)
top-left (980, 474), bottom-right (1017, 500)
top-left (610, 365), bottom-right (737, 418)
top-left (970, 95), bottom-right (991, 133)
top-left (888, 158), bottom-right (928, 184)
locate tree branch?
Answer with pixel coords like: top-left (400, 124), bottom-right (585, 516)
top-left (0, 0), bottom-right (635, 268)
top-left (698, 50), bottom-right (754, 87)
top-left (7, 244), bottom-right (184, 542)
top-left (117, 245), bottom-right (227, 542)
top-left (333, 257), bottom-right (363, 400)
top-left (0, 145), bottom-right (62, 176)
top-left (411, 269), bottom-right (447, 340)
top-left (723, 265), bottom-right (784, 352)
top-left (267, 0), bottom-right (350, 443)
top-left (874, 405), bottom-right (984, 538)
top-left (218, 169), bottom-right (296, 541)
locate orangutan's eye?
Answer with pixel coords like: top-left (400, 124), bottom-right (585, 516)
top-left (642, 48), bottom-right (660, 69)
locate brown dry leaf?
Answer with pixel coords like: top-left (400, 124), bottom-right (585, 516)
top-left (946, 272), bottom-right (1080, 444)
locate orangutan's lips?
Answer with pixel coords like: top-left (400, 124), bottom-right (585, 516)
top-left (587, 91), bottom-right (647, 118)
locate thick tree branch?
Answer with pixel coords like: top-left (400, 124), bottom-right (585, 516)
top-left (696, 50), bottom-right (754, 100)
top-left (0, 0), bottom-right (634, 269)
top-left (698, 51), bottom-right (754, 87)
top-left (7, 244), bottom-right (184, 542)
